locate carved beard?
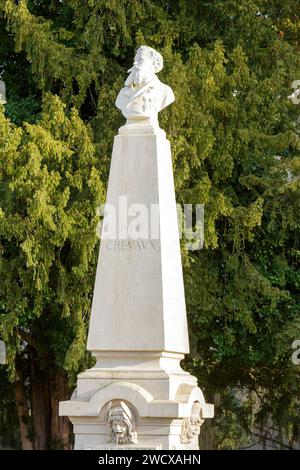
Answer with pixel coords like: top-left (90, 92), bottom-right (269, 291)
top-left (125, 66), bottom-right (154, 88)
top-left (115, 434), bottom-right (127, 444)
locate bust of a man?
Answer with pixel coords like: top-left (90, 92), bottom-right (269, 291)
top-left (115, 45), bottom-right (175, 126)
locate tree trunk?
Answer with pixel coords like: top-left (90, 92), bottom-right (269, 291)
top-left (14, 370), bottom-right (34, 450)
top-left (200, 417), bottom-right (215, 449)
top-left (29, 347), bottom-right (51, 450)
top-left (50, 368), bottom-right (73, 449)
top-left (199, 392), bottom-right (219, 449)
top-left (16, 346), bottom-right (73, 450)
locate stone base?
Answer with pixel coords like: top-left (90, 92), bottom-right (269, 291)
top-left (59, 352), bottom-right (214, 450)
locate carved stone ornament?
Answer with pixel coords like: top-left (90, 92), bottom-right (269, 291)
top-left (115, 45), bottom-right (175, 124)
top-left (180, 401), bottom-right (204, 445)
top-left (106, 401), bottom-right (137, 445)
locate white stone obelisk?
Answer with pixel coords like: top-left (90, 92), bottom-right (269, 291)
top-left (60, 46), bottom-right (213, 450)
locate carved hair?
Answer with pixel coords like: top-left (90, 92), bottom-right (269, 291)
top-left (136, 45), bottom-right (163, 73)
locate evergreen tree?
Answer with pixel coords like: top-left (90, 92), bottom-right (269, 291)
top-left (0, 94), bottom-right (103, 448)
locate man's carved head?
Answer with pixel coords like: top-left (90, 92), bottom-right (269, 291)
top-left (134, 46), bottom-right (163, 73)
top-left (106, 401), bottom-right (137, 445)
top-left (125, 45), bottom-right (163, 87)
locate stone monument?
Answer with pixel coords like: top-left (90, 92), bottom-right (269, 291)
top-left (59, 45), bottom-right (214, 450)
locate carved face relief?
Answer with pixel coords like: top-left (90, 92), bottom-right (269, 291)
top-left (180, 402), bottom-right (204, 445)
top-left (106, 401), bottom-right (137, 445)
top-left (189, 414), bottom-right (203, 436)
top-left (111, 414), bottom-right (128, 441)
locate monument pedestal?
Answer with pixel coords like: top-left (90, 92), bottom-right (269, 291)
top-left (59, 124), bottom-right (213, 450)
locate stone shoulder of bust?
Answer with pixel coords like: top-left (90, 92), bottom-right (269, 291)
top-left (115, 45), bottom-right (175, 126)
